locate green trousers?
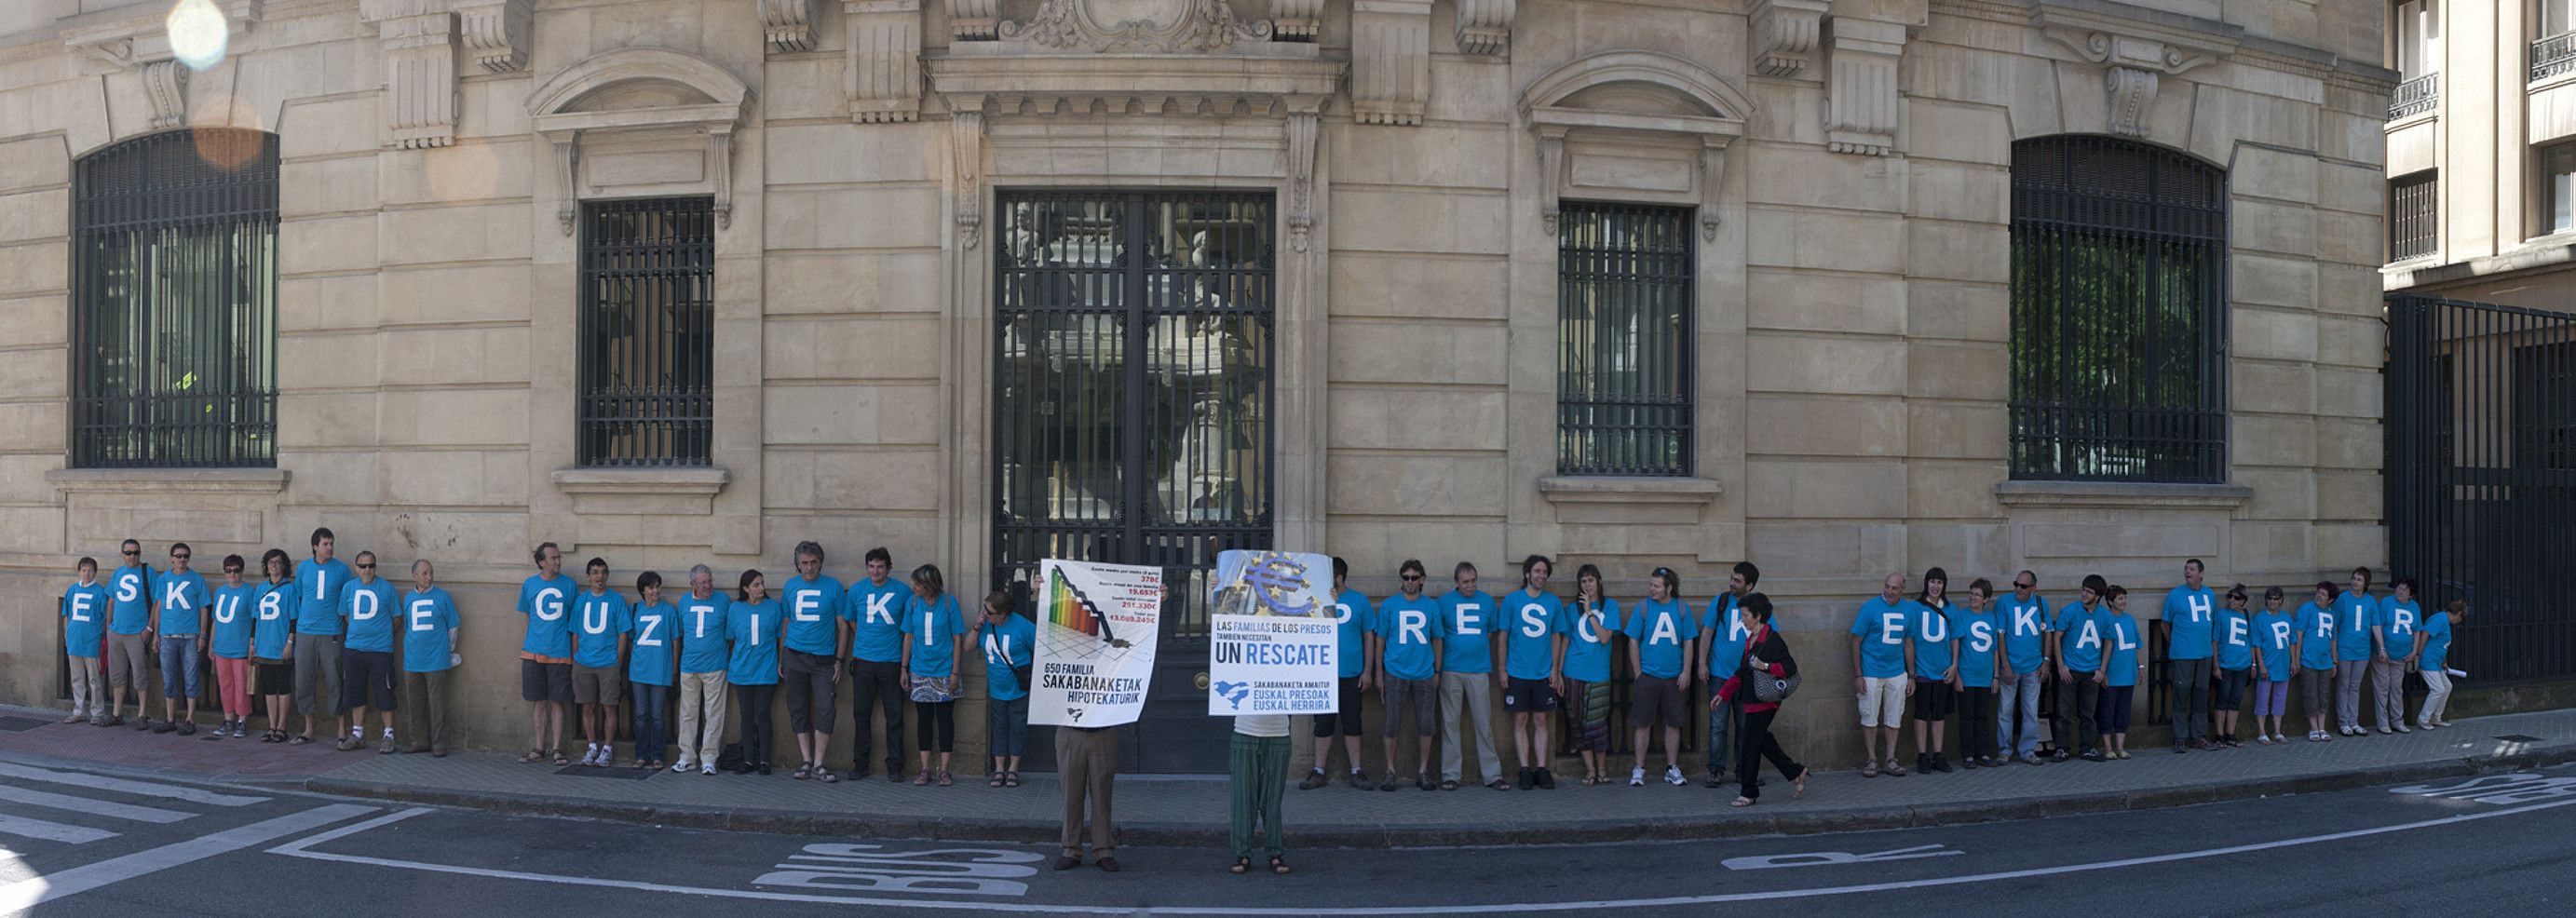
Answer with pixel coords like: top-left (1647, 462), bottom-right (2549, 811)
top-left (1228, 732), bottom-right (1291, 859)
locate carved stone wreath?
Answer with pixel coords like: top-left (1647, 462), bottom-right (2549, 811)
top-left (998, 0), bottom-right (1273, 52)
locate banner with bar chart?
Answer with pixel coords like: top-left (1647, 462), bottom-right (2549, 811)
top-left (1029, 558), bottom-right (1162, 728)
top-left (1206, 549), bottom-right (1339, 717)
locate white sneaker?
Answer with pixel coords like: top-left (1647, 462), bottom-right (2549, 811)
top-left (1663, 765), bottom-right (1687, 786)
top-left (579, 747), bottom-right (599, 766)
top-left (671, 761), bottom-right (691, 773)
top-left (701, 763), bottom-right (717, 776)
top-left (2394, 724), bottom-right (2411, 734)
top-left (1628, 766), bottom-right (1646, 787)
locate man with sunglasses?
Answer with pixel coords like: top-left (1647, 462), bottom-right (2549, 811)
top-left (152, 543), bottom-right (209, 735)
top-left (1994, 571), bottom-right (2050, 764)
top-left (1374, 560), bottom-right (1443, 791)
top-left (339, 550), bottom-right (402, 752)
top-left (102, 538), bottom-right (156, 728)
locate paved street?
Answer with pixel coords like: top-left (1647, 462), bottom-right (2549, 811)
top-left (4, 752), bottom-right (2571, 916)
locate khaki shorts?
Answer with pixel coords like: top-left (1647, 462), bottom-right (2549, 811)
top-left (1857, 675), bottom-right (1907, 727)
top-left (572, 664), bottom-right (624, 706)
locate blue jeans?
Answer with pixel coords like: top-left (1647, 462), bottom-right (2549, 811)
top-left (1704, 695), bottom-right (1740, 778)
top-left (988, 696), bottom-right (1028, 758)
top-left (157, 636), bottom-right (203, 699)
top-left (630, 684), bottom-right (671, 763)
top-left (1996, 670), bottom-right (2042, 758)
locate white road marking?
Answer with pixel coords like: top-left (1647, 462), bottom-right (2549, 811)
top-left (0, 815), bottom-right (115, 845)
top-left (0, 784), bottom-right (195, 823)
top-left (0, 803), bottom-right (375, 912)
top-left (264, 795), bottom-right (2576, 915)
top-left (1722, 844), bottom-right (1961, 871)
top-left (0, 763), bottom-right (266, 808)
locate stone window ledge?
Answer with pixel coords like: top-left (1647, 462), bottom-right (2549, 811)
top-left (1993, 479), bottom-right (2253, 509)
top-left (550, 466), bottom-right (730, 497)
top-left (1538, 475), bottom-right (1723, 506)
top-left (46, 467), bottom-right (289, 494)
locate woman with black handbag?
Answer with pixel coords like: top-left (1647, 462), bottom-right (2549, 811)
top-left (1713, 592), bottom-right (1810, 807)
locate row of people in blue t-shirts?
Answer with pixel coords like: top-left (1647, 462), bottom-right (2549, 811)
top-left (1842, 561), bottom-right (2465, 778)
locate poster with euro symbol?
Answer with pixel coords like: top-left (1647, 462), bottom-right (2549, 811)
top-left (1029, 559), bottom-right (1162, 728)
top-left (1206, 550), bottom-right (1339, 717)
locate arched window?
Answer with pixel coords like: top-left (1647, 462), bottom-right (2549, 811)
top-left (71, 129), bottom-right (278, 467)
top-left (2009, 136), bottom-right (2228, 482)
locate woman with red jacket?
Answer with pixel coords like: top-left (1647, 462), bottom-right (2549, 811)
top-left (1715, 592), bottom-right (1811, 807)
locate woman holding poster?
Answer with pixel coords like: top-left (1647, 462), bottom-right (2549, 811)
top-left (1227, 710), bottom-right (1294, 874)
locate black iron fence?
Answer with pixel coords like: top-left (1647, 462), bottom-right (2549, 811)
top-left (2387, 294), bottom-right (2576, 684)
top-left (2534, 32), bottom-right (2576, 83)
top-left (2388, 73), bottom-right (2438, 120)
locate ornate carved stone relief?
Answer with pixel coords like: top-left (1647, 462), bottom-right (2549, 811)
top-left (142, 61), bottom-right (191, 129)
top-left (760, 0), bottom-right (819, 53)
top-left (1351, 0), bottom-right (1430, 125)
top-left (1285, 110), bottom-right (1318, 250)
top-left (952, 111), bottom-right (983, 248)
top-left (998, 0), bottom-right (1274, 52)
top-left (361, 0), bottom-right (460, 149)
top-left (456, 0), bottom-right (531, 73)
top-left (62, 0), bottom-right (264, 132)
top-left (2033, 2), bottom-right (2237, 138)
top-left (847, 0), bottom-right (923, 122)
top-left (1749, 0), bottom-right (1826, 77)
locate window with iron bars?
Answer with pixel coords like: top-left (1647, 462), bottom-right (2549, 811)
top-left (71, 129), bottom-right (279, 468)
top-left (2391, 170), bottom-right (2438, 261)
top-left (2008, 136), bottom-right (2230, 483)
top-left (578, 197), bottom-right (714, 466)
top-left (1556, 202), bottom-right (1695, 477)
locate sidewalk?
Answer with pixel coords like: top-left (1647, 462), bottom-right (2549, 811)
top-left (7, 705), bottom-right (2572, 847)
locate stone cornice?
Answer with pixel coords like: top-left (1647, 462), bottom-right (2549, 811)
top-left (47, 467), bottom-right (290, 495)
top-left (927, 51), bottom-right (1344, 117)
top-left (1993, 479), bottom-right (2252, 510)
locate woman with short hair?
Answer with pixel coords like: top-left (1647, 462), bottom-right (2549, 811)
top-left (1566, 564), bottom-right (1618, 786)
top-left (251, 549), bottom-right (298, 744)
top-left (902, 563), bottom-right (966, 787)
top-left (726, 570), bottom-right (782, 776)
top-left (1714, 593), bottom-right (1809, 807)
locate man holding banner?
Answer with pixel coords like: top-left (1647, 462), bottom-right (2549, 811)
top-left (1031, 559), bottom-right (1162, 873)
top-left (1208, 549), bottom-right (1338, 876)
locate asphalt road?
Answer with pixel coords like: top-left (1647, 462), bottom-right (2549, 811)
top-left (5, 755), bottom-right (2571, 916)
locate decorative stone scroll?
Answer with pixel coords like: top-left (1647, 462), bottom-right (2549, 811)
top-left (61, 0), bottom-right (264, 131)
top-left (952, 111), bottom-right (984, 249)
top-left (847, 0), bottom-right (923, 122)
top-left (1351, 0), bottom-right (1430, 125)
top-left (759, 0), bottom-right (819, 53)
top-left (142, 61), bottom-right (191, 129)
top-left (999, 0), bottom-right (1273, 52)
top-left (361, 0), bottom-right (459, 149)
top-left (1454, 0), bottom-right (1514, 55)
top-left (1285, 110), bottom-right (1318, 251)
top-left (1749, 0), bottom-right (1826, 77)
top-left (1269, 0), bottom-right (1323, 42)
top-left (456, 0), bottom-right (531, 73)
top-left (2032, 2), bottom-right (2238, 138)
top-left (947, 0), bottom-right (1002, 40)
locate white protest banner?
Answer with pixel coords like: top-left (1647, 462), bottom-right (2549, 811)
top-left (1206, 550), bottom-right (1338, 716)
top-left (1029, 559), bottom-right (1161, 728)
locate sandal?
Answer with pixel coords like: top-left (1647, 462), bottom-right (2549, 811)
top-left (793, 764), bottom-right (812, 780)
top-left (1005, 772), bottom-right (1021, 788)
top-left (1229, 857), bottom-right (1250, 874)
top-left (549, 749), bottom-right (569, 766)
top-left (290, 734), bottom-right (312, 746)
top-left (915, 770), bottom-right (932, 786)
top-left (1269, 857), bottom-right (1290, 875)
top-left (937, 770), bottom-right (955, 787)
top-left (1731, 796), bottom-right (1756, 807)
top-left (820, 768), bottom-right (840, 784)
top-left (989, 772), bottom-right (1007, 788)
top-left (1793, 767), bottom-right (1811, 799)
top-left (519, 748), bottom-right (545, 763)
top-left (1861, 760), bottom-right (1878, 777)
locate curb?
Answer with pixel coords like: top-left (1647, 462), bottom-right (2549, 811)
top-left (304, 744), bottom-right (2576, 848)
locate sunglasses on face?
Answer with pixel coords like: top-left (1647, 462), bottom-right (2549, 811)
top-left (358, 563), bottom-right (375, 570)
top-left (122, 549), bottom-right (139, 556)
top-left (172, 553), bottom-right (190, 560)
top-left (1401, 574), bottom-right (1423, 582)
top-left (2013, 581), bottom-right (2034, 588)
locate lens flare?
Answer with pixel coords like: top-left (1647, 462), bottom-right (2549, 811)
top-left (166, 0), bottom-right (229, 72)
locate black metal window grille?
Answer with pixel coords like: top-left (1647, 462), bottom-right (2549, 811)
top-left (1557, 202), bottom-right (1694, 476)
top-left (2389, 74), bottom-right (2439, 119)
top-left (578, 197), bottom-right (714, 466)
top-left (2387, 294), bottom-right (2576, 684)
top-left (71, 129), bottom-right (278, 468)
top-left (2534, 29), bottom-right (2576, 82)
top-left (2391, 171), bottom-right (2438, 261)
top-left (2009, 136), bottom-right (2229, 483)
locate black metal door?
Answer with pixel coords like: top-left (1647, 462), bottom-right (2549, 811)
top-left (991, 191), bottom-right (1275, 774)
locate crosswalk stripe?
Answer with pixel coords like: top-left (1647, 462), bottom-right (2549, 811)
top-left (0, 763), bottom-right (265, 807)
top-left (0, 814), bottom-right (115, 844)
top-left (0, 784), bottom-right (193, 824)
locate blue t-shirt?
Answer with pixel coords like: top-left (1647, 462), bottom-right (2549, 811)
top-left (2057, 601), bottom-right (2106, 673)
top-left (1563, 599), bottom-right (1617, 684)
top-left (156, 570), bottom-right (208, 637)
top-left (340, 578), bottom-right (400, 654)
top-left (1849, 596), bottom-right (1912, 679)
top-left (1953, 605), bottom-right (2000, 688)
top-left (1375, 594), bottom-right (1443, 682)
top-left (725, 597), bottom-right (783, 685)
top-left (2161, 585), bottom-right (2217, 661)
top-left (675, 592), bottom-right (732, 675)
top-left (2104, 614), bottom-right (2142, 686)
top-left (2419, 613), bottom-right (2453, 672)
top-left (108, 564), bottom-right (154, 635)
top-left (251, 581), bottom-right (295, 660)
top-left (2254, 610), bottom-right (2294, 678)
top-left (899, 592), bottom-right (966, 679)
top-left (2379, 597), bottom-right (2422, 652)
top-left (2215, 607), bottom-right (2256, 670)
top-left (780, 574), bottom-right (846, 656)
top-left (572, 589), bottom-right (632, 669)
top-left (517, 574), bottom-right (577, 658)
top-left (2334, 591), bottom-right (2376, 661)
top-left (400, 587), bottom-right (459, 673)
top-left (2000, 594), bottom-right (2049, 675)
top-left (1911, 600), bottom-right (1955, 680)
top-left (847, 578), bottom-right (914, 664)
top-left (62, 581), bottom-right (110, 656)
top-left (209, 584), bottom-right (257, 659)
top-left (627, 600), bottom-right (678, 686)
top-left (1332, 588), bottom-right (1373, 680)
top-left (1435, 588), bottom-right (1497, 675)
top-left (982, 614), bottom-right (1037, 701)
top-left (1500, 589), bottom-right (1566, 681)
top-left (294, 558), bottom-right (352, 636)
top-left (2295, 601), bottom-right (2339, 670)
top-left (1702, 593), bottom-right (1751, 680)
top-left (1624, 597), bottom-right (1693, 680)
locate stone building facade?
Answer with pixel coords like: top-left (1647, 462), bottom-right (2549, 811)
top-left (0, 0), bottom-right (2392, 772)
